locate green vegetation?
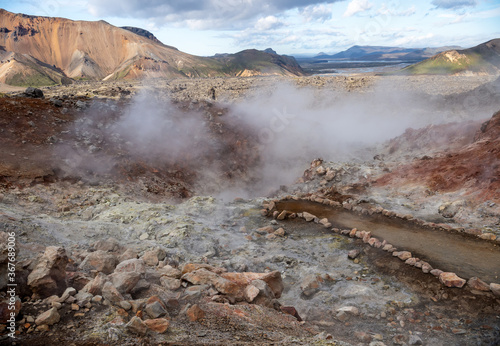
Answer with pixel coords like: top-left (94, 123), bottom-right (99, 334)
top-left (399, 51), bottom-right (485, 75)
top-left (6, 72), bottom-right (57, 87)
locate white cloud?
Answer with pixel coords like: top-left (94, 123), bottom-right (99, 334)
top-left (87, 0), bottom-right (344, 30)
top-left (431, 0), bottom-right (477, 10)
top-left (301, 4), bottom-right (332, 23)
top-left (255, 16), bottom-right (283, 31)
top-left (343, 0), bottom-right (373, 17)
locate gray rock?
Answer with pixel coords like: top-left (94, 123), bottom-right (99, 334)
top-left (35, 307), bottom-right (60, 326)
top-left (490, 282), bottom-right (500, 296)
top-left (57, 287), bottom-right (77, 303)
top-left (336, 306), bottom-right (359, 316)
top-left (120, 301), bottom-right (132, 310)
top-left (50, 98), bottom-right (63, 107)
top-left (251, 279), bottom-right (275, 299)
top-left (438, 201), bottom-right (463, 218)
top-left (145, 301), bottom-right (169, 319)
top-left (160, 277), bottom-right (181, 291)
top-left (348, 249), bottom-right (361, 259)
top-left (300, 274), bottom-right (320, 297)
top-left (102, 281), bottom-right (124, 305)
top-left (109, 272), bottom-right (141, 293)
top-left (114, 258), bottom-right (146, 274)
top-left (125, 316), bottom-right (147, 336)
top-left (24, 87), bottom-right (44, 98)
top-left (74, 291), bottom-right (93, 307)
top-left (302, 212), bottom-right (316, 222)
top-left (409, 334), bottom-right (423, 345)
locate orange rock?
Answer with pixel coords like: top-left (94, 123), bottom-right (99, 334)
top-left (186, 304), bottom-right (205, 322)
top-left (143, 318), bottom-right (170, 333)
top-left (439, 272), bottom-right (466, 288)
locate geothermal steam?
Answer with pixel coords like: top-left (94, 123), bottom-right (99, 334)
top-left (58, 80), bottom-right (495, 199)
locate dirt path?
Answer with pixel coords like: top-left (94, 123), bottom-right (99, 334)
top-left (277, 200), bottom-right (500, 284)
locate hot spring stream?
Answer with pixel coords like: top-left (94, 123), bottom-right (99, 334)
top-left (277, 200), bottom-right (500, 284)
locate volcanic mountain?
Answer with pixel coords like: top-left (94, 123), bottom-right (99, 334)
top-left (401, 38), bottom-right (500, 75)
top-left (0, 9), bottom-right (304, 86)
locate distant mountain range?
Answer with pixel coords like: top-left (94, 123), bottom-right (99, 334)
top-left (0, 9), bottom-right (305, 87)
top-left (311, 45), bottom-right (462, 62)
top-left (401, 38), bottom-right (500, 75)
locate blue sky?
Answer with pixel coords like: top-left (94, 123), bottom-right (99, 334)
top-left (2, 0), bottom-right (499, 56)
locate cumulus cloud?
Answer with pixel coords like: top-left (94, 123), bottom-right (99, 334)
top-left (431, 0), bottom-right (477, 10)
top-left (343, 0), bottom-right (373, 17)
top-left (255, 16), bottom-right (284, 31)
top-left (88, 0), bottom-right (344, 29)
top-left (300, 4), bottom-right (333, 22)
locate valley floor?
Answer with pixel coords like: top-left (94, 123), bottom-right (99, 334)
top-left (1, 74), bottom-right (499, 345)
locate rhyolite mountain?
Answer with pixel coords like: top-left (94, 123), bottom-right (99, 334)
top-left (401, 38), bottom-right (500, 75)
top-left (0, 9), bottom-right (305, 86)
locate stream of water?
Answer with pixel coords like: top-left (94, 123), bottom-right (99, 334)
top-left (277, 200), bottom-right (500, 284)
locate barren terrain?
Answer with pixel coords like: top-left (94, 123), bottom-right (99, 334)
top-left (1, 74), bottom-right (500, 345)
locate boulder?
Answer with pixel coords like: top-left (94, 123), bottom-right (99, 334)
top-left (27, 246), bottom-right (68, 297)
top-left (74, 291), bottom-right (93, 307)
top-left (302, 212), bottom-right (316, 222)
top-left (114, 258), bottom-right (146, 274)
top-left (336, 306), bottom-right (359, 315)
top-left (393, 251), bottom-right (412, 261)
top-left (348, 249), bottom-right (360, 259)
top-left (118, 248), bottom-right (139, 262)
top-left (186, 304), bottom-right (205, 322)
top-left (439, 272), bottom-right (466, 288)
top-left (220, 271), bottom-right (284, 299)
top-left (251, 279), bottom-right (275, 300)
top-left (300, 274), bottom-right (320, 297)
top-left (143, 318), bottom-right (170, 333)
top-left (182, 268), bottom-right (221, 286)
top-left (35, 307), bottom-right (60, 326)
top-left (490, 282), bottom-right (500, 296)
top-left (277, 210), bottom-right (287, 220)
top-left (467, 277), bottom-right (490, 291)
top-left (109, 272), bottom-right (141, 294)
top-left (244, 284), bottom-right (260, 303)
top-left (145, 300), bottom-right (169, 319)
top-left (82, 272), bottom-right (108, 295)
top-left (158, 265), bottom-right (182, 278)
top-left (160, 277), bottom-right (181, 291)
top-left (57, 287), bottom-right (76, 302)
top-left (438, 201), bottom-right (462, 218)
top-left (79, 250), bottom-right (117, 274)
top-left (102, 282), bottom-right (124, 305)
top-left (125, 316), bottom-right (147, 335)
top-left (142, 248), bottom-right (166, 266)
top-left (24, 87), bottom-right (44, 98)
top-left (92, 238), bottom-right (122, 253)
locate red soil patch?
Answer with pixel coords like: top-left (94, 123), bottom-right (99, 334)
top-left (376, 110), bottom-right (500, 202)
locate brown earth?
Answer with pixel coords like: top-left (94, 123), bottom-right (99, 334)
top-left (0, 93), bottom-right (261, 201)
top-left (376, 110), bottom-right (500, 202)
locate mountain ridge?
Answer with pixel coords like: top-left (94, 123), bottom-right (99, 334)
top-left (314, 45), bottom-right (462, 61)
top-left (0, 9), bottom-right (305, 86)
top-left (400, 38), bottom-right (500, 75)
